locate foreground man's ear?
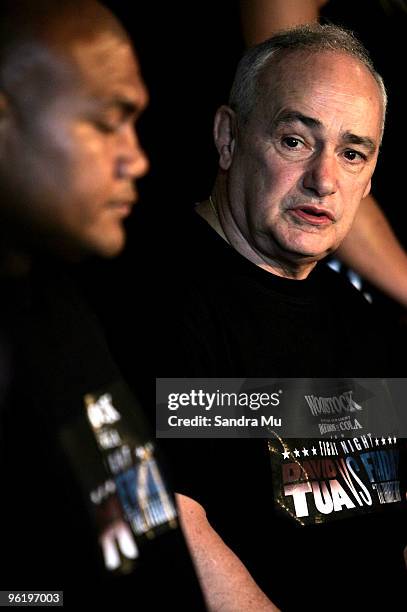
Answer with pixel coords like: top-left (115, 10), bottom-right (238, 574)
top-left (0, 91), bottom-right (10, 116)
top-left (214, 105), bottom-right (237, 170)
top-left (0, 92), bottom-right (11, 142)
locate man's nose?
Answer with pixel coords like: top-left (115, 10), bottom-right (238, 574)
top-left (302, 150), bottom-right (338, 198)
top-left (116, 126), bottom-right (149, 180)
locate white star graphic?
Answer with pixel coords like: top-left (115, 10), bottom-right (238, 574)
top-left (282, 449), bottom-right (290, 460)
top-left (294, 448), bottom-right (300, 457)
top-left (311, 447), bottom-right (317, 455)
top-left (302, 447), bottom-right (309, 457)
top-left (388, 436), bottom-right (393, 444)
top-left (375, 438), bottom-right (380, 446)
top-left (381, 437), bottom-right (386, 445)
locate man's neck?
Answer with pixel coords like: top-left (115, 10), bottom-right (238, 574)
top-left (196, 199), bottom-right (317, 280)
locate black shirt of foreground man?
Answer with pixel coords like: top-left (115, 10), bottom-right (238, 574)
top-left (0, 1), bottom-right (205, 608)
top-left (0, 263), bottom-right (206, 607)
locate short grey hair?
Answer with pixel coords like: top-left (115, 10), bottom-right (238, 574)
top-left (229, 24), bottom-right (387, 137)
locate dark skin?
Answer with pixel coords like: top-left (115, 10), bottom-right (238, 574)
top-left (0, 1), bottom-right (149, 273)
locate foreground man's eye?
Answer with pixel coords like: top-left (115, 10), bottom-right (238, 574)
top-left (94, 121), bottom-right (119, 134)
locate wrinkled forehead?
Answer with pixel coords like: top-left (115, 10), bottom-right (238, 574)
top-left (255, 50), bottom-right (383, 134)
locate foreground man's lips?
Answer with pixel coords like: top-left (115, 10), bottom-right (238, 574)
top-left (108, 200), bottom-right (135, 216)
top-left (290, 204), bottom-right (335, 225)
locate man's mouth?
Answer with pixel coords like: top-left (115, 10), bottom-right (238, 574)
top-left (290, 205), bottom-right (335, 226)
top-left (108, 195), bottom-right (137, 216)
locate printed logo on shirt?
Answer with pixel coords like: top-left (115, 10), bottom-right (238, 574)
top-left (304, 390), bottom-right (362, 416)
top-left (268, 434), bottom-right (404, 526)
top-left (61, 379), bottom-right (178, 574)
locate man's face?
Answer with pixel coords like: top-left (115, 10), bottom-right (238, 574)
top-left (1, 30), bottom-right (149, 258)
top-left (223, 51), bottom-right (383, 268)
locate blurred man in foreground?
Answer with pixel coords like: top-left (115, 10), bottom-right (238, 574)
top-left (0, 1), bottom-right (205, 607)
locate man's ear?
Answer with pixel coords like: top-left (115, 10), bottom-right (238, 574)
top-left (0, 92), bottom-right (8, 117)
top-left (362, 179), bottom-right (371, 199)
top-left (0, 92), bottom-right (14, 160)
top-left (0, 91), bottom-right (11, 132)
top-left (213, 105), bottom-right (237, 170)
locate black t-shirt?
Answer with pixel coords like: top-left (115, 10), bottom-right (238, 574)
top-left (159, 211), bottom-right (407, 611)
top-left (0, 261), bottom-right (205, 610)
top-left (160, 210), bottom-right (397, 377)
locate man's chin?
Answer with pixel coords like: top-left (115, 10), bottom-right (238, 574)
top-left (279, 244), bottom-right (331, 264)
top-left (78, 227), bottom-right (127, 260)
top-left (95, 235), bottom-right (126, 259)
top-left (282, 234), bottom-right (336, 262)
